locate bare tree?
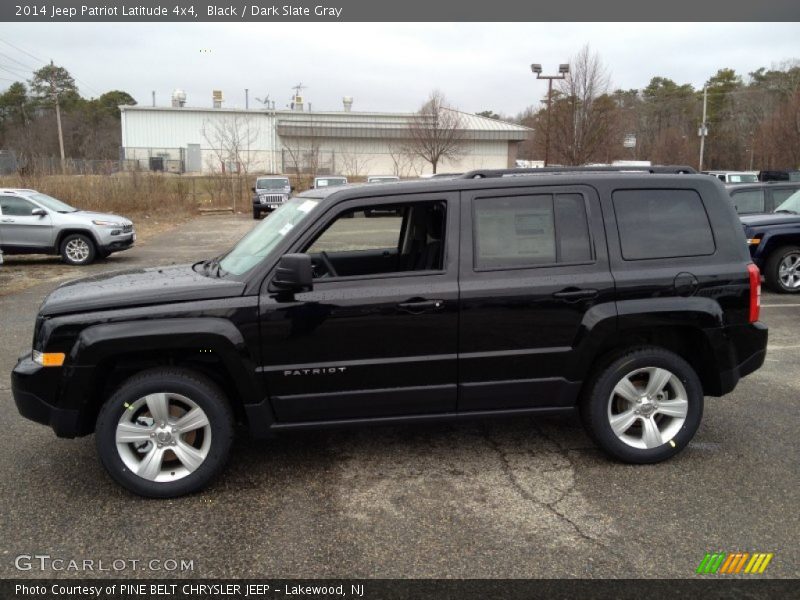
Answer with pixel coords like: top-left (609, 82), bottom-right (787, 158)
top-left (406, 90), bottom-right (465, 174)
top-left (547, 45), bottom-right (616, 165)
top-left (201, 114), bottom-right (257, 212)
top-left (336, 144), bottom-right (372, 178)
top-left (387, 142), bottom-right (421, 177)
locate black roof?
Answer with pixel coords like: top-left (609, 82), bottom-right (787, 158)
top-left (298, 166), bottom-right (716, 206)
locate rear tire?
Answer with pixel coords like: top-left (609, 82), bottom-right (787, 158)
top-left (95, 368), bottom-right (235, 498)
top-left (580, 347), bottom-right (703, 464)
top-left (60, 233), bottom-right (96, 266)
top-left (764, 245), bottom-right (800, 293)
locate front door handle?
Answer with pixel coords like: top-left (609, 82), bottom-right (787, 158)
top-left (553, 288), bottom-right (599, 302)
top-left (397, 299), bottom-right (445, 314)
top-left (0, 218), bottom-right (14, 223)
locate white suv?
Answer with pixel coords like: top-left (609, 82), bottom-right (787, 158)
top-left (0, 189), bottom-right (135, 265)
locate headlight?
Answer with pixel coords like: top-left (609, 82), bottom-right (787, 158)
top-left (93, 219), bottom-right (124, 227)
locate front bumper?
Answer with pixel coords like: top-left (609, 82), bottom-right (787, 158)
top-left (97, 229), bottom-right (135, 254)
top-left (11, 353), bottom-right (82, 438)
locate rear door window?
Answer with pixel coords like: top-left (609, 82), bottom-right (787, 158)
top-left (473, 193), bottom-right (593, 269)
top-left (730, 189), bottom-right (765, 214)
top-left (612, 189), bottom-right (715, 260)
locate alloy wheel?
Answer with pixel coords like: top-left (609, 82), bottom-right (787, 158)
top-left (607, 367), bottom-right (689, 450)
top-left (65, 238), bottom-right (91, 263)
top-left (116, 392), bottom-right (212, 482)
top-left (778, 252), bottom-right (800, 290)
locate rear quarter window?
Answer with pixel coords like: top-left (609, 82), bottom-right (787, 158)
top-left (612, 189), bottom-right (715, 260)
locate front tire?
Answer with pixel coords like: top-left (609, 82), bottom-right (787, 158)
top-left (580, 347), bottom-right (703, 464)
top-left (764, 245), bottom-right (800, 293)
top-left (60, 233), bottom-right (96, 265)
top-left (252, 207), bottom-right (260, 220)
top-left (95, 368), bottom-right (234, 498)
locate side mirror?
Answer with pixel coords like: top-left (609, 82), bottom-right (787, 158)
top-left (269, 253), bottom-right (313, 294)
top-left (31, 208), bottom-right (46, 217)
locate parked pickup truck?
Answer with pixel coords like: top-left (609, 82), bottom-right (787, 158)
top-left (741, 189), bottom-right (800, 293)
top-left (13, 166), bottom-right (768, 497)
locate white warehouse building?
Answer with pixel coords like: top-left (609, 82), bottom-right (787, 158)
top-left (119, 96), bottom-right (530, 177)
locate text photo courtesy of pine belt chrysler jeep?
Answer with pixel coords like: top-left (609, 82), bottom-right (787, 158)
top-left (12, 166), bottom-right (768, 497)
top-left (0, 189), bottom-right (135, 265)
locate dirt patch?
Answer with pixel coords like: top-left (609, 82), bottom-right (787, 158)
top-left (0, 216), bottom-right (188, 297)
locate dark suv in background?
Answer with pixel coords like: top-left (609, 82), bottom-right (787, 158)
top-left (726, 181), bottom-right (800, 215)
top-left (12, 166), bottom-right (767, 497)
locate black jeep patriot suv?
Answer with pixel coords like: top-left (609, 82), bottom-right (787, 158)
top-left (12, 167), bottom-right (768, 497)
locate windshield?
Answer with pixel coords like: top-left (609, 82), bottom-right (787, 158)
top-left (218, 197), bottom-right (319, 276)
top-left (728, 174), bottom-right (758, 183)
top-left (315, 178), bottom-right (347, 187)
top-left (774, 190), bottom-right (800, 214)
top-left (256, 178), bottom-right (290, 190)
top-left (28, 192), bottom-right (77, 212)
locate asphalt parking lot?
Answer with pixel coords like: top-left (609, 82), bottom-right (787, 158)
top-left (0, 214), bottom-right (797, 579)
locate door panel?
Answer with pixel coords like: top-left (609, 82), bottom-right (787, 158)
top-left (458, 185), bottom-right (615, 411)
top-left (259, 193), bottom-right (459, 422)
top-left (0, 196), bottom-right (54, 248)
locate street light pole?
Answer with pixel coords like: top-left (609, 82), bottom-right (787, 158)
top-left (531, 63), bottom-right (569, 167)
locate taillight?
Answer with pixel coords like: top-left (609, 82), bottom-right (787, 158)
top-left (747, 263), bottom-right (761, 323)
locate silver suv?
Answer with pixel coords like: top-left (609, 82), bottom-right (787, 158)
top-left (251, 176), bottom-right (292, 219)
top-left (0, 189), bottom-right (135, 266)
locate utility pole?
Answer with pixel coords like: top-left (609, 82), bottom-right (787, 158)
top-left (698, 86), bottom-right (708, 172)
top-left (151, 90), bottom-right (156, 107)
top-left (245, 88), bottom-right (249, 110)
top-left (50, 60), bottom-right (65, 172)
top-left (531, 63), bottom-right (570, 167)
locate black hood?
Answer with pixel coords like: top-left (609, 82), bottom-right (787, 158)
top-left (39, 264), bottom-right (245, 316)
top-left (740, 213), bottom-right (800, 227)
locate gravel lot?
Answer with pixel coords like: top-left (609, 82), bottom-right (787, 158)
top-left (0, 214), bottom-right (797, 579)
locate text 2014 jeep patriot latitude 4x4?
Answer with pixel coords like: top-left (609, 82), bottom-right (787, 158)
top-left (12, 167), bottom-right (768, 497)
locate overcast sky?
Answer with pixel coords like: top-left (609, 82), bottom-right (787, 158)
top-left (1, 22), bottom-right (798, 115)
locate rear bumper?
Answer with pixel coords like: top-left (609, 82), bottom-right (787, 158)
top-left (12, 354), bottom-right (83, 438)
top-left (713, 322), bottom-right (768, 396)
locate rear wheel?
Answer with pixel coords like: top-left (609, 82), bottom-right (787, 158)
top-left (60, 233), bottom-right (96, 266)
top-left (764, 245), bottom-right (800, 293)
top-left (95, 368), bottom-right (234, 498)
top-left (580, 347), bottom-right (703, 463)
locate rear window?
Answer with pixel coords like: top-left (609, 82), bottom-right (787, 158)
top-left (730, 189), bottom-right (765, 214)
top-left (612, 189), bottom-right (715, 260)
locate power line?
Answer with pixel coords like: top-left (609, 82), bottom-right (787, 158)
top-left (0, 50), bottom-right (35, 71)
top-left (0, 37), bottom-right (45, 65)
top-left (0, 37), bottom-right (102, 97)
top-left (0, 64), bottom-right (29, 79)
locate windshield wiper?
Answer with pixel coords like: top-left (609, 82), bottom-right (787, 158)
top-left (201, 256), bottom-right (228, 278)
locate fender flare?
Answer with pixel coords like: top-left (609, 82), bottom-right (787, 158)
top-left (65, 317), bottom-right (264, 409)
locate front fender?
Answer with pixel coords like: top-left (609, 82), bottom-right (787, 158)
top-left (61, 317), bottom-right (264, 413)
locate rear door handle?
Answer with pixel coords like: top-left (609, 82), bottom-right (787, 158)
top-left (553, 288), bottom-right (599, 301)
top-left (1, 218), bottom-right (14, 223)
top-left (397, 299), bottom-right (445, 314)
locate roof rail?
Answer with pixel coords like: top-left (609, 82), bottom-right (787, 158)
top-left (461, 165), bottom-right (697, 179)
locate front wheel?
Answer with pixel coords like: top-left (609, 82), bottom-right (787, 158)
top-left (580, 347), bottom-right (703, 464)
top-left (764, 245), bottom-right (800, 293)
top-left (95, 368), bottom-right (234, 498)
top-left (252, 207), bottom-right (261, 220)
top-left (60, 233), bottom-right (96, 265)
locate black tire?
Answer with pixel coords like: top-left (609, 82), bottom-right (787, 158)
top-left (580, 347), bottom-right (703, 464)
top-left (95, 368), bottom-right (235, 498)
top-left (764, 245), bottom-right (800, 293)
top-left (60, 233), bottom-right (96, 266)
top-left (252, 207), bottom-right (260, 220)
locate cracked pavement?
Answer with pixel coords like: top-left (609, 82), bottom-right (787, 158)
top-left (0, 214), bottom-right (798, 578)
